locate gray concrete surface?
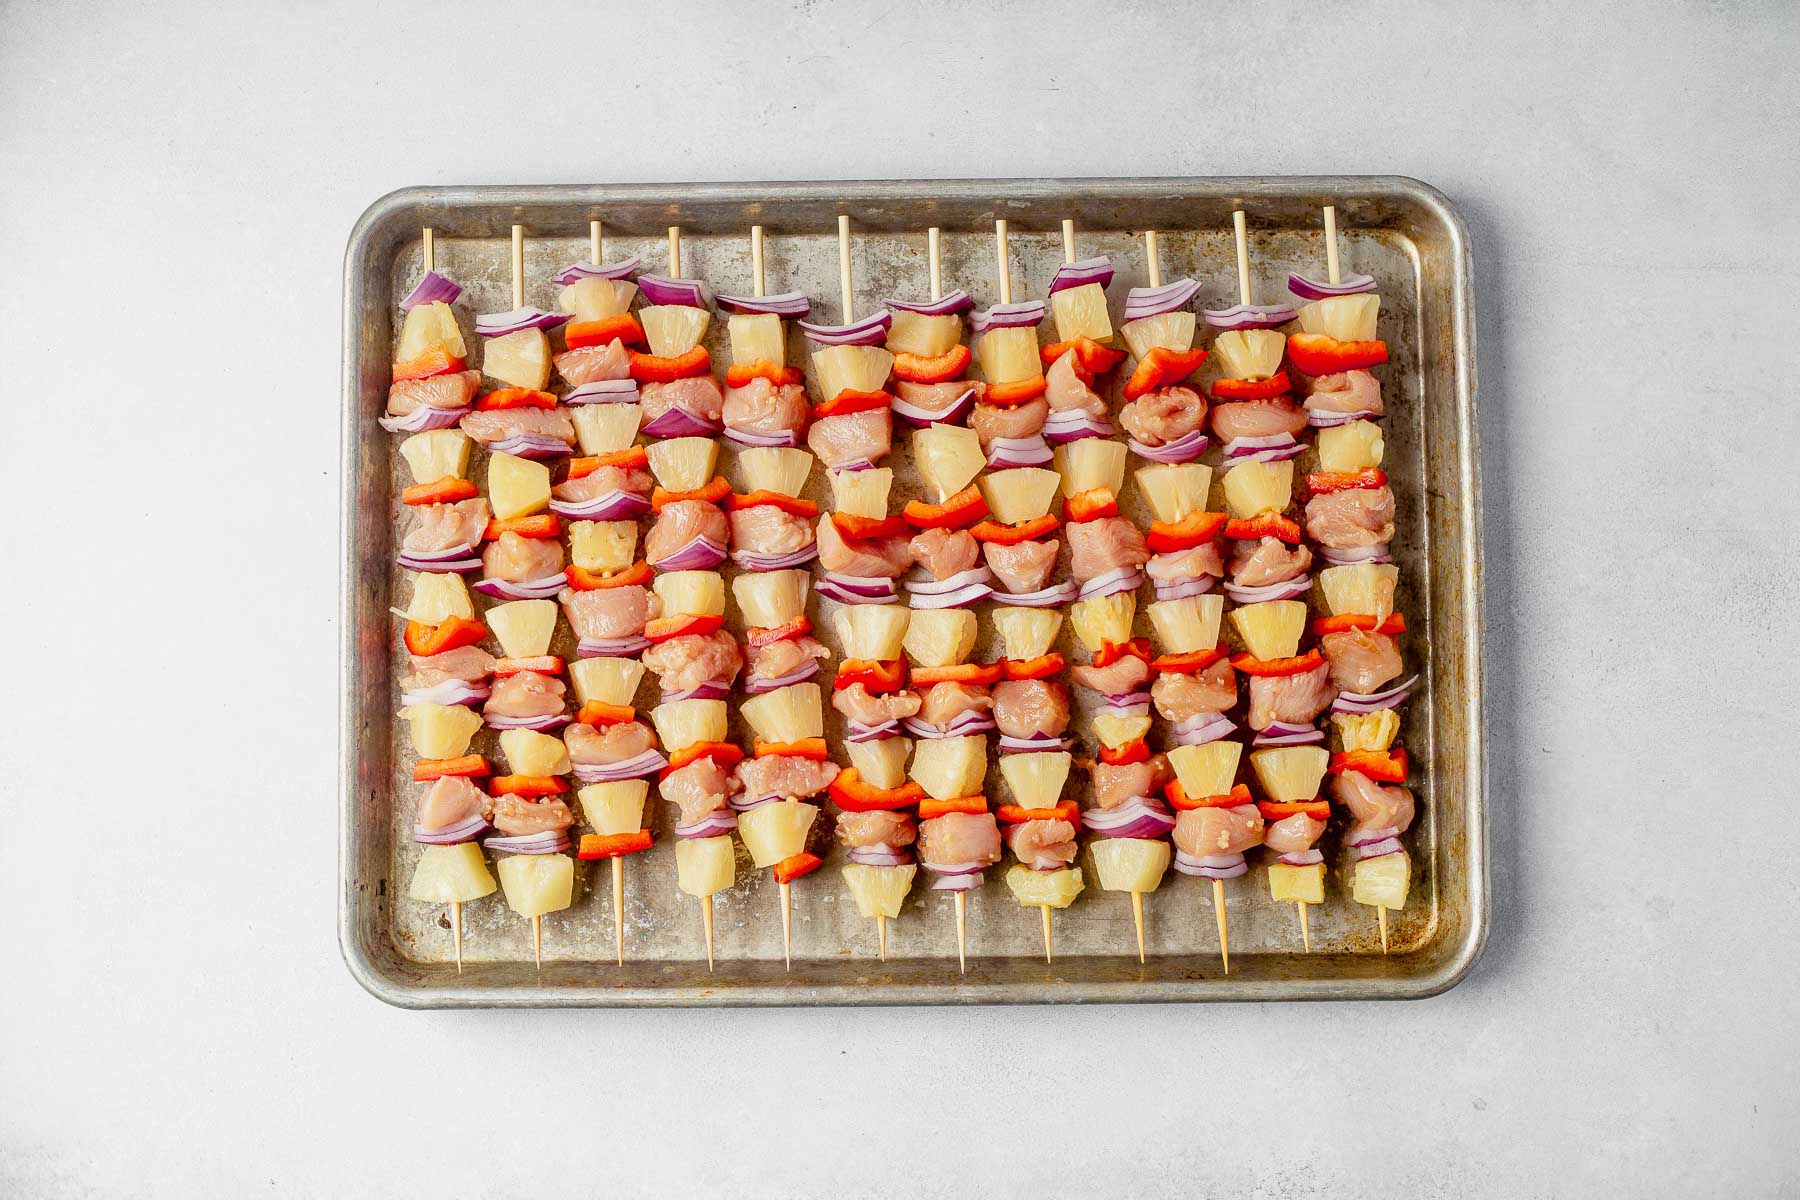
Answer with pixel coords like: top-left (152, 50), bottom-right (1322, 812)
top-left (3, 0), bottom-right (1796, 1195)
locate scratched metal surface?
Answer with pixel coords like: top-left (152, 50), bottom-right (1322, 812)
top-left (339, 178), bottom-right (1484, 1006)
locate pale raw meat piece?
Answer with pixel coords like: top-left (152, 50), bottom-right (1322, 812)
top-left (992, 680), bottom-right (1070, 739)
top-left (482, 532), bottom-right (563, 583)
top-left (1006, 819), bottom-right (1079, 869)
top-left (559, 585), bottom-right (653, 641)
top-left (1246, 662), bottom-right (1338, 730)
top-left (387, 370), bottom-right (480, 416)
top-left (646, 500), bottom-right (729, 565)
top-left (1118, 386), bottom-right (1205, 446)
top-left (1173, 804), bottom-right (1264, 858)
top-left (641, 630), bottom-right (743, 693)
top-left (917, 812), bottom-right (1002, 867)
top-left (1065, 516), bottom-right (1149, 583)
top-left (404, 498), bottom-right (490, 554)
top-left (554, 341), bottom-right (631, 387)
top-left (563, 720), bottom-right (655, 765)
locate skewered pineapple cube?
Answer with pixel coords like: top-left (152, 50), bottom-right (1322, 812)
top-left (1318, 564), bottom-right (1399, 619)
top-left (558, 277), bottom-right (636, 321)
top-left (1089, 838), bottom-right (1171, 893)
top-left (1168, 741), bottom-right (1243, 799)
top-left (887, 311), bottom-right (962, 357)
top-left (913, 426), bottom-right (986, 502)
top-left (486, 599), bottom-right (557, 659)
top-left (979, 467), bottom-right (1061, 524)
top-left (405, 573), bottom-right (474, 623)
top-left (1297, 294), bottom-right (1380, 342)
top-left (833, 604), bottom-right (910, 661)
top-left (738, 799), bottom-right (818, 868)
top-left (1121, 311), bottom-right (1196, 361)
top-left (1148, 595), bottom-right (1223, 655)
top-left (1053, 438), bottom-right (1127, 499)
top-left (1250, 746), bottom-right (1330, 802)
top-left (812, 345), bottom-right (894, 398)
top-left (976, 327), bottom-right (1042, 385)
top-left (397, 301), bottom-right (468, 362)
top-left (640, 305), bottom-right (712, 357)
top-left (569, 656), bottom-right (643, 707)
top-left (487, 452), bottom-right (551, 521)
top-left (1333, 710), bottom-right (1400, 753)
top-left (499, 728), bottom-right (571, 777)
top-left (1352, 851), bottom-right (1410, 911)
top-left (1051, 283), bottom-right (1112, 344)
top-left (1268, 863), bottom-right (1326, 904)
top-left (1222, 460), bottom-right (1294, 519)
top-left (1006, 864), bottom-right (1085, 908)
top-left (846, 738), bottom-right (912, 789)
top-left (399, 429), bottom-right (471, 483)
top-left (483, 329), bottom-right (551, 390)
top-left (739, 683), bottom-right (823, 744)
top-left (1135, 463), bottom-right (1212, 524)
top-left (654, 570), bottom-right (726, 619)
top-left (909, 735), bottom-right (986, 800)
top-left (496, 854), bottom-right (574, 918)
top-left (646, 437), bottom-right (718, 493)
top-left (578, 780), bottom-right (648, 835)
top-left (733, 570), bottom-right (809, 628)
top-left (675, 836), bottom-right (736, 897)
top-left (650, 698), bottom-right (728, 753)
top-left (408, 843), bottom-right (497, 904)
top-left (842, 863), bottom-right (917, 919)
top-left (1316, 420), bottom-right (1385, 472)
top-left (902, 609), bottom-right (977, 668)
top-left (1230, 600), bottom-right (1308, 660)
top-left (567, 521), bottom-right (637, 573)
top-left (728, 313), bottom-right (785, 365)
top-left (1092, 714), bottom-right (1151, 750)
top-left (1210, 329), bottom-right (1286, 381)
top-left (990, 607), bottom-right (1062, 661)
top-left (571, 404), bottom-right (642, 455)
top-left (999, 751), bottom-right (1072, 808)
top-left (830, 466), bottom-right (893, 517)
top-left (400, 704), bottom-right (483, 760)
top-left (1069, 592), bottom-right (1136, 652)
top-left (737, 447), bottom-right (813, 498)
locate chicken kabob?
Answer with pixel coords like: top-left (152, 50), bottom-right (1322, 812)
top-left (549, 220), bottom-right (662, 965)
top-left (1288, 204), bottom-right (1416, 952)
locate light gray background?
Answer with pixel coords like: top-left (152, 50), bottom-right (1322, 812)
top-left (4, 1), bottom-right (1795, 1196)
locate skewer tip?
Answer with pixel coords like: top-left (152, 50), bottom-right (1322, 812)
top-left (1040, 904), bottom-right (1054, 964)
top-left (531, 914), bottom-right (542, 971)
top-left (450, 900), bottom-right (462, 974)
top-left (1378, 905), bottom-right (1390, 955)
top-left (1130, 891), bottom-right (1147, 964)
top-left (779, 880), bottom-right (793, 972)
top-left (877, 914), bottom-right (888, 962)
top-left (702, 894), bottom-right (715, 972)
top-left (612, 857), bottom-right (625, 967)
top-left (954, 890), bottom-right (968, 975)
top-left (1298, 900), bottom-right (1312, 953)
top-left (1212, 878), bottom-right (1231, 975)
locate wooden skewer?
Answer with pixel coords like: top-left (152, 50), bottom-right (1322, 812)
top-left (994, 218), bottom-right (1012, 305)
top-left (928, 226), bottom-right (943, 302)
top-left (423, 226), bottom-right (436, 273)
top-left (668, 224), bottom-right (682, 279)
top-left (612, 858), bottom-right (626, 966)
top-left (532, 914), bottom-right (543, 970)
top-left (591, 219), bottom-right (603, 266)
top-left (1060, 218), bottom-right (1076, 265)
top-left (954, 890), bottom-right (968, 975)
top-left (511, 224), bottom-right (525, 310)
top-left (1379, 904), bottom-right (1390, 954)
top-left (1040, 903), bottom-right (1054, 964)
top-left (1212, 878), bottom-right (1231, 975)
top-left (451, 899), bottom-right (462, 973)
top-left (779, 881), bottom-right (793, 971)
top-left (1323, 204), bottom-right (1341, 287)
top-left (837, 214), bottom-right (854, 322)
top-left (1144, 230), bottom-right (1162, 289)
top-left (877, 914), bottom-right (888, 962)
top-left (702, 894), bottom-right (715, 972)
top-left (1298, 900), bottom-right (1312, 953)
top-left (1131, 891), bottom-right (1147, 964)
top-left (1231, 210), bottom-right (1252, 308)
top-left (751, 224), bottom-right (766, 297)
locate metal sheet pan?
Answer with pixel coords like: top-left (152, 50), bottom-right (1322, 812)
top-left (340, 177), bottom-right (1484, 1007)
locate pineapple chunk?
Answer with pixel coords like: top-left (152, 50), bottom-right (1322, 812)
top-left (1135, 463), bottom-right (1212, 524)
top-left (640, 305), bottom-right (712, 357)
top-left (567, 521), bottom-right (637, 573)
top-left (1333, 710), bottom-right (1400, 753)
top-left (646, 437), bottom-right (718, 493)
top-left (400, 703), bottom-right (483, 759)
top-left (812, 345), bottom-right (894, 398)
top-left (487, 452), bottom-right (551, 521)
top-left (1315, 419), bottom-right (1385, 472)
top-left (578, 780), bottom-right (648, 836)
top-left (1230, 600), bottom-right (1308, 661)
top-left (1268, 862), bottom-right (1326, 905)
top-left (999, 751), bottom-right (1072, 809)
top-left (499, 728), bottom-right (571, 777)
top-left (728, 313), bottom-right (785, 365)
top-left (990, 607), bottom-right (1062, 661)
top-left (1210, 329), bottom-right (1286, 381)
top-left (1121, 311), bottom-right (1196, 361)
top-left (903, 609), bottom-right (977, 668)
top-left (976, 327), bottom-right (1041, 385)
top-left (831, 466), bottom-right (893, 517)
top-left (1250, 746), bottom-right (1329, 802)
top-left (1069, 592), bottom-right (1136, 652)
top-left (1089, 837), bottom-right (1171, 893)
top-left (650, 698), bottom-right (728, 753)
top-left (486, 599), bottom-right (557, 659)
top-left (569, 656), bottom-right (643, 707)
top-left (571, 404), bottom-right (642, 456)
top-left (1318, 564), bottom-right (1399, 621)
top-left (675, 836), bottom-right (736, 898)
top-left (842, 863), bottom-right (917, 919)
top-left (396, 301), bottom-right (467, 362)
top-left (1353, 851), bottom-right (1410, 911)
top-left (1148, 594), bottom-right (1223, 655)
top-left (1092, 714), bottom-right (1151, 750)
top-left (1005, 864), bottom-right (1084, 908)
top-left (733, 570), bottom-right (809, 628)
top-left (833, 604), bottom-right (910, 661)
top-left (738, 799), bottom-right (817, 868)
top-left (1221, 460), bottom-right (1294, 518)
top-left (1051, 282), bottom-right (1112, 344)
top-left (654, 570), bottom-right (726, 619)
top-left (1168, 741), bottom-right (1243, 799)
top-left (399, 429), bottom-right (471, 484)
top-left (979, 467), bottom-right (1061, 525)
top-left (912, 426), bottom-right (986, 502)
top-left (1297, 294), bottom-right (1380, 342)
top-left (909, 735), bottom-right (986, 800)
top-left (886, 311), bottom-right (961, 357)
top-left (404, 573), bottom-right (474, 623)
top-left (739, 683), bottom-right (823, 744)
top-left (1053, 439), bottom-right (1127, 499)
top-left (482, 329), bottom-right (551, 390)
top-left (496, 853), bottom-right (574, 918)
top-left (558, 277), bottom-right (637, 321)
top-left (846, 738), bottom-right (912, 790)
top-left (737, 447), bottom-right (813, 498)
top-left (408, 843), bottom-right (496, 904)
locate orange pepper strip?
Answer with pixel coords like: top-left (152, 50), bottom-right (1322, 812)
top-left (1256, 800), bottom-right (1331, 820)
top-left (1210, 372), bottom-right (1292, 400)
top-left (753, 737), bottom-right (829, 761)
top-left (651, 476), bottom-right (731, 511)
top-left (1092, 637), bottom-right (1152, 668)
top-left (1307, 468), bottom-right (1388, 494)
top-left (745, 617), bottom-right (813, 648)
top-left (1312, 612), bottom-right (1406, 636)
top-left (725, 360), bottom-right (803, 388)
top-left (483, 514), bottom-right (561, 540)
top-left (995, 800), bottom-right (1080, 825)
top-left (661, 741), bottom-right (744, 776)
top-left (892, 344), bottom-right (972, 383)
top-left (392, 345), bottom-right (465, 382)
top-left (813, 389), bottom-right (892, 418)
top-left (567, 446), bottom-right (650, 479)
top-left (403, 616), bottom-right (488, 656)
top-left (1151, 646), bottom-right (1231, 675)
top-left (729, 491), bottom-right (818, 517)
top-left (1167, 781), bottom-right (1254, 811)
top-left (832, 658), bottom-right (907, 694)
top-left (493, 655), bottom-right (564, 676)
top-left (628, 345), bottom-right (711, 382)
top-left (1330, 747), bottom-right (1410, 783)
top-left (488, 775), bottom-right (568, 798)
top-left (1123, 346), bottom-right (1208, 400)
top-left (918, 795), bottom-right (988, 818)
top-left (1001, 653), bottom-right (1066, 681)
top-left (564, 313), bottom-right (645, 349)
top-left (831, 512), bottom-right (911, 540)
top-left (1286, 333), bottom-right (1387, 375)
top-left (412, 754), bottom-right (490, 782)
top-left (644, 613), bottom-right (725, 643)
top-left (773, 852), bottom-right (825, 884)
top-left (1041, 336), bottom-right (1127, 375)
top-left (577, 830), bottom-right (654, 859)
top-left (1146, 510), bottom-right (1229, 552)
top-left (1230, 649), bottom-right (1325, 678)
top-left (1223, 514), bottom-right (1303, 544)
top-left (909, 662), bottom-right (1002, 687)
top-left (829, 769), bottom-right (926, 812)
top-left (402, 476), bottom-right (478, 506)
top-left (983, 375), bottom-right (1048, 406)
top-left (1063, 487), bottom-right (1119, 523)
top-left (564, 561), bottom-right (652, 591)
top-left (575, 700), bottom-right (637, 727)
top-left (970, 514), bottom-right (1059, 545)
top-left (1098, 739), bottom-right (1150, 766)
top-left (475, 387), bottom-right (557, 411)
top-left (903, 485), bottom-right (989, 530)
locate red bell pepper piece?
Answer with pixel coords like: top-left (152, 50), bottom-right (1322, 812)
top-left (1330, 747), bottom-right (1409, 783)
top-left (1092, 637), bottom-right (1152, 668)
top-left (1286, 332), bottom-right (1387, 376)
top-left (829, 768), bottom-right (926, 812)
top-left (575, 700), bottom-right (637, 727)
top-left (892, 344), bottom-right (972, 384)
top-left (1231, 649), bottom-right (1325, 677)
top-left (392, 344), bottom-right (465, 383)
top-left (1256, 799), bottom-right (1332, 820)
top-left (1224, 514), bottom-right (1303, 544)
top-left (577, 829), bottom-right (654, 859)
top-left (996, 800), bottom-right (1081, 825)
top-left (564, 313), bottom-right (645, 349)
top-left (1167, 781), bottom-right (1254, 811)
top-left (773, 852), bottom-right (825, 884)
top-left (909, 662), bottom-right (1002, 687)
top-left (918, 795), bottom-right (988, 818)
top-left (1307, 468), bottom-right (1388, 495)
top-left (482, 514), bottom-right (561, 540)
top-left (1098, 738), bottom-right (1151, 766)
top-left (813, 389), bottom-right (892, 418)
top-left (729, 490), bottom-right (819, 518)
top-left (1123, 346), bottom-right (1208, 400)
top-left (903, 485), bottom-right (989, 530)
top-left (1041, 336), bottom-right (1127, 375)
top-left (830, 512), bottom-right (911, 540)
top-left (1209, 372), bottom-right (1292, 401)
top-left (628, 345), bottom-right (711, 382)
top-left (1063, 487), bottom-right (1119, 523)
top-left (1151, 646), bottom-right (1230, 676)
top-left (984, 375), bottom-right (1048, 407)
top-left (493, 655), bottom-right (564, 677)
top-left (833, 658), bottom-right (907, 694)
top-left (475, 387), bottom-right (557, 411)
top-left (970, 514), bottom-right (1059, 545)
top-left (650, 476), bottom-right (732, 511)
top-left (403, 616), bottom-right (488, 656)
top-left (643, 613), bottom-right (724, 643)
top-left (567, 446), bottom-right (650, 479)
top-left (564, 561), bottom-right (652, 591)
top-left (745, 616), bottom-right (813, 648)
top-left (488, 774), bottom-right (568, 798)
top-left (1001, 653), bottom-right (1066, 681)
top-left (412, 754), bottom-right (490, 782)
top-left (1147, 510), bottom-right (1229, 552)
top-left (1312, 612), bottom-right (1406, 636)
top-left (725, 360), bottom-right (804, 388)
top-left (753, 737), bottom-right (830, 761)
top-left (401, 476), bottom-right (478, 506)
top-left (662, 741), bottom-right (744, 775)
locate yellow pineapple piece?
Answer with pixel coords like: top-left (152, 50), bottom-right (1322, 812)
top-left (654, 570), bottom-right (726, 619)
top-left (738, 682), bottom-right (823, 744)
top-left (830, 466), bottom-right (893, 517)
top-left (1230, 600), bottom-right (1308, 660)
top-left (404, 573), bottom-right (474, 623)
top-left (1333, 710), bottom-right (1400, 753)
top-left (1297, 294), bottom-right (1380, 342)
top-left (496, 854), bottom-right (574, 918)
top-left (1269, 863), bottom-right (1326, 904)
top-left (646, 437), bottom-right (718, 493)
top-left (1135, 463), bottom-right (1212, 524)
top-left (482, 329), bottom-right (551, 390)
top-left (640, 305), bottom-right (712, 357)
top-left (397, 301), bottom-right (467, 362)
top-left (1353, 851), bottom-right (1410, 911)
top-left (558, 277), bottom-right (636, 322)
top-left (567, 521), bottom-right (637, 573)
top-left (1210, 329), bottom-right (1286, 381)
top-left (1147, 595), bottom-right (1223, 654)
top-left (812, 345), bottom-right (894, 397)
top-left (1250, 746), bottom-right (1329, 802)
top-left (499, 728), bottom-right (571, 777)
top-left (732, 570), bottom-right (809, 628)
top-left (1089, 838), bottom-right (1170, 893)
top-left (846, 738), bottom-right (912, 789)
top-left (486, 599), bottom-right (557, 659)
top-left (1000, 751), bottom-right (1072, 809)
top-left (649, 698), bottom-right (728, 753)
top-left (833, 604), bottom-right (910, 661)
top-left (578, 780), bottom-right (648, 835)
top-left (1092, 714), bottom-right (1152, 750)
top-left (1222, 460), bottom-right (1294, 518)
top-left (675, 836), bottom-right (735, 897)
top-left (909, 735), bottom-right (986, 800)
top-left (399, 429), bottom-right (471, 484)
top-left (1318, 564), bottom-right (1399, 620)
top-left (1051, 282), bottom-right (1112, 344)
top-left (976, 327), bottom-right (1042, 385)
top-left (886, 311), bottom-right (962, 357)
top-left (568, 656), bottom-right (643, 707)
top-left (1005, 864), bottom-right (1085, 908)
top-left (737, 447), bottom-right (813, 498)
top-left (571, 404), bottom-right (641, 456)
top-left (400, 704), bottom-right (483, 760)
top-left (1316, 420), bottom-right (1385, 472)
top-left (990, 607), bottom-right (1062, 661)
top-left (842, 863), bottom-right (917, 919)
top-left (728, 313), bottom-right (785, 365)
top-left (1053, 439), bottom-right (1127, 499)
top-left (408, 843), bottom-right (496, 904)
top-left (1069, 592), bottom-right (1136, 652)
top-left (738, 799), bottom-right (818, 868)
top-left (903, 609), bottom-right (978, 667)
top-left (1121, 312), bottom-right (1195, 361)
top-left (1168, 741), bottom-right (1242, 799)
top-left (979, 467), bottom-right (1061, 525)
top-left (486, 452), bottom-right (551, 521)
top-left (912, 426), bottom-right (986, 502)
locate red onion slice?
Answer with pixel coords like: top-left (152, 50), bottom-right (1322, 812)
top-left (891, 386), bottom-right (977, 427)
top-left (554, 257), bottom-right (641, 285)
top-left (550, 490), bottom-right (651, 520)
top-left (473, 574), bottom-right (569, 601)
top-left (990, 581), bottom-right (1079, 608)
top-left (414, 812), bottom-right (490, 845)
top-left (401, 270), bottom-right (465, 310)
top-left (1082, 796), bottom-right (1176, 839)
top-left (1153, 575), bottom-right (1216, 602)
top-left (906, 581), bottom-right (993, 609)
top-left (641, 404), bottom-right (722, 438)
top-left (1171, 712), bottom-right (1236, 747)
top-left (1048, 256), bottom-right (1115, 295)
top-left (847, 845), bottom-right (913, 867)
top-left (1319, 543), bottom-right (1392, 565)
top-left (846, 719), bottom-right (903, 742)
top-left (577, 636), bottom-right (651, 658)
top-left (485, 710), bottom-right (572, 732)
top-left (486, 432), bottom-right (573, 460)
top-left (1307, 408), bottom-right (1382, 429)
top-left (1349, 825), bottom-right (1400, 848)
top-left (733, 543), bottom-right (819, 571)
top-left (660, 681), bottom-right (732, 703)
top-left (1331, 675), bottom-right (1418, 715)
top-left (1252, 721), bottom-right (1325, 747)
top-left (397, 548), bottom-right (484, 575)
top-left (716, 290), bottom-right (810, 317)
top-left (970, 300), bottom-right (1046, 333)
top-left (1356, 837), bottom-right (1405, 859)
top-left (723, 425), bottom-right (801, 448)
top-left (1173, 849), bottom-right (1248, 879)
top-left (476, 307), bottom-right (572, 337)
top-left (1127, 430), bottom-right (1209, 464)
top-left (400, 679), bottom-right (491, 708)
top-left (1077, 567), bottom-right (1144, 601)
top-left (638, 275), bottom-right (713, 309)
top-left (564, 380), bottom-right (639, 405)
top-left (928, 871), bottom-right (984, 890)
top-left (1279, 849), bottom-right (1325, 866)
top-left (1288, 271), bottom-right (1378, 300)
top-left (905, 566), bottom-right (994, 596)
top-left (650, 536), bottom-right (727, 573)
top-left (818, 573), bottom-right (899, 605)
top-left (572, 748), bottom-right (668, 782)
top-left (484, 830), bottom-right (571, 855)
top-left (883, 290), bottom-right (974, 317)
top-left (675, 811), bottom-right (740, 839)
top-left (1224, 576), bottom-right (1312, 604)
top-left (379, 405), bottom-right (466, 434)
top-left (1043, 408), bottom-right (1115, 443)
top-left (743, 661), bottom-right (821, 694)
top-left (903, 712), bottom-right (996, 739)
top-left (1203, 302), bottom-right (1298, 331)
top-left (1222, 433), bottom-right (1305, 468)
top-left (1095, 699), bottom-right (1151, 721)
top-left (986, 435), bottom-right (1053, 469)
top-left (799, 311), bottom-right (892, 346)
top-left (998, 733), bottom-right (1074, 752)
top-left (1123, 278), bottom-right (1201, 322)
